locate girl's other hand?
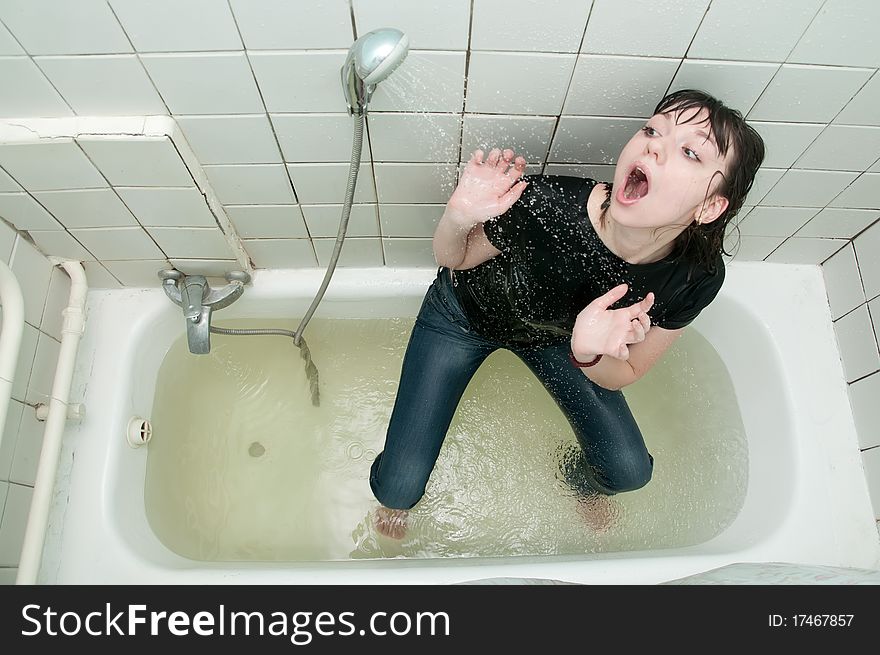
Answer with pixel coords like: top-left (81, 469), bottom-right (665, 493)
top-left (571, 284), bottom-right (654, 361)
top-left (446, 148), bottom-right (529, 227)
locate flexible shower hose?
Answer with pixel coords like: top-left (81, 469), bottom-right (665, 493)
top-left (210, 114), bottom-right (367, 407)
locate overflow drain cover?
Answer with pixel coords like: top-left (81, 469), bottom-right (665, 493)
top-left (249, 442), bottom-right (266, 457)
top-left (126, 417), bottom-right (153, 448)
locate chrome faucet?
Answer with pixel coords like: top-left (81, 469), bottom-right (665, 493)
top-left (158, 269), bottom-right (251, 354)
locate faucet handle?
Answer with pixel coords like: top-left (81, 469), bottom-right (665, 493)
top-left (225, 270), bottom-right (251, 285)
top-left (159, 269), bottom-right (184, 282)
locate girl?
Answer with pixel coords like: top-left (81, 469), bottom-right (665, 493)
top-left (370, 89), bottom-right (765, 539)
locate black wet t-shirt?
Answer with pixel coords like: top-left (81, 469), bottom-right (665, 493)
top-left (450, 174), bottom-right (725, 347)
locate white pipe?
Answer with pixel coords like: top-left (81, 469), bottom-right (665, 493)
top-left (0, 258), bottom-right (25, 468)
top-left (16, 260), bottom-right (87, 585)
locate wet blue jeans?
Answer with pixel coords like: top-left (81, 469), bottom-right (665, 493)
top-left (369, 267), bottom-right (653, 510)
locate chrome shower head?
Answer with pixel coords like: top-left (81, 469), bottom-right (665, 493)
top-left (341, 27), bottom-right (409, 115)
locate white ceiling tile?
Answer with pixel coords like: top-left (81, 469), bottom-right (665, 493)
top-left (830, 173), bottom-right (880, 209)
top-left (352, 0), bottom-right (470, 50)
top-left (565, 56), bottom-right (679, 117)
top-left (314, 237), bottom-right (383, 267)
top-left (750, 122), bottom-right (824, 169)
top-left (141, 52), bottom-right (264, 114)
top-left (229, 0), bottom-right (352, 49)
top-left (760, 169), bottom-right (859, 207)
top-left (834, 71), bottom-right (880, 126)
top-left (669, 60), bottom-right (779, 116)
top-left (286, 163), bottom-right (375, 204)
top-left (788, 0), bottom-right (880, 67)
top-left (9, 238), bottom-right (52, 327)
top-left (461, 115), bottom-right (555, 165)
top-left (271, 114), bottom-right (375, 163)
top-left (116, 187), bottom-right (217, 227)
top-left (822, 244), bottom-right (866, 320)
top-left (367, 51), bottom-right (466, 113)
top-left (0, 58), bottom-right (72, 118)
top-left (24, 332), bottom-right (59, 407)
top-left (39, 266), bottom-right (70, 340)
top-left (146, 227), bottom-right (232, 259)
top-left (544, 163), bottom-right (617, 180)
top-left (109, 0), bottom-right (241, 52)
top-left (102, 259), bottom-right (171, 287)
top-left (203, 164), bottom-right (295, 204)
top-left (744, 168), bottom-right (786, 206)
top-left (795, 126), bottom-right (880, 171)
top-left (0, 193), bottom-right (62, 230)
top-left (225, 205), bottom-right (308, 239)
top-left (466, 52), bottom-right (576, 115)
top-left (34, 55), bottom-right (166, 115)
top-left (581, 0), bottom-right (709, 57)
top-left (0, 483), bottom-right (33, 566)
top-left (367, 113), bottom-right (460, 163)
top-left (833, 305), bottom-right (880, 383)
top-left (737, 206), bottom-right (819, 237)
top-left (747, 64), bottom-right (873, 123)
top-left (81, 261), bottom-right (122, 288)
top-left (383, 238), bottom-right (435, 267)
top-left (301, 204), bottom-right (379, 238)
top-left (0, 167), bottom-right (20, 192)
top-left (0, 21), bottom-right (23, 55)
top-left (871, 157), bottom-right (880, 173)
top-left (854, 219), bottom-right (880, 299)
top-left (0, 0), bottom-right (132, 55)
top-left (550, 116), bottom-right (644, 163)
top-left (70, 227), bottom-right (165, 260)
top-left (471, 0), bottom-right (591, 53)
top-left (0, 402), bottom-right (23, 479)
top-left (688, 0), bottom-right (823, 62)
top-left (795, 208), bottom-right (879, 239)
top-left (243, 238), bottom-right (317, 268)
top-left (10, 324), bottom-right (37, 400)
top-left (0, 141), bottom-right (105, 190)
top-left (28, 230), bottom-right (96, 261)
top-left (379, 205), bottom-right (443, 238)
top-left (0, 220), bottom-right (16, 262)
top-left (33, 189), bottom-right (137, 229)
top-left (249, 51), bottom-right (347, 113)
top-left (77, 136), bottom-right (193, 187)
top-left (724, 234), bottom-right (786, 261)
top-left (373, 163), bottom-right (457, 203)
top-left (848, 372), bottom-right (880, 449)
top-left (764, 236), bottom-right (846, 265)
top-left (175, 115), bottom-right (281, 165)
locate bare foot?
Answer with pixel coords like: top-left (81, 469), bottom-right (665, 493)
top-left (576, 493), bottom-right (618, 533)
top-left (375, 507), bottom-right (408, 539)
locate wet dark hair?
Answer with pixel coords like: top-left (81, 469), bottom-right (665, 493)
top-left (601, 89), bottom-right (765, 277)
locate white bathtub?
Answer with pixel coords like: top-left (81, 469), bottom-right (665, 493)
top-left (41, 262), bottom-right (880, 584)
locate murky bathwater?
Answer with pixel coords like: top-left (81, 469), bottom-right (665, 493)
top-left (145, 317), bottom-right (747, 561)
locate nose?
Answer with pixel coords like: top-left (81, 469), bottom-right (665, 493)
top-left (644, 134), bottom-right (665, 164)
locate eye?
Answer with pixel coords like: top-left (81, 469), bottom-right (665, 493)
top-left (641, 126), bottom-right (658, 137)
top-left (683, 146), bottom-right (701, 162)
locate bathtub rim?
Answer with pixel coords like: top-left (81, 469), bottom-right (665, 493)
top-left (42, 262), bottom-right (880, 584)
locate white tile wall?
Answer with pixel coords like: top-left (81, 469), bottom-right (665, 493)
top-left (4, 0), bottom-right (880, 573)
top-left (0, 221), bottom-right (66, 576)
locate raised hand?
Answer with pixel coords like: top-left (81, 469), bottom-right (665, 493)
top-left (571, 283), bottom-right (654, 361)
top-left (446, 148), bottom-right (529, 227)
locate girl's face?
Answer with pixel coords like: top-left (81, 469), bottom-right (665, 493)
top-left (611, 106), bottom-right (732, 229)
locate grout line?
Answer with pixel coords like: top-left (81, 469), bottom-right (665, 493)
top-left (663, 0), bottom-right (714, 98)
top-left (225, 0), bottom-right (316, 263)
top-left (540, 1), bottom-right (595, 173)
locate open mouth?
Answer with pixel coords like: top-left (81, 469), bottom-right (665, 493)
top-left (621, 164), bottom-right (650, 202)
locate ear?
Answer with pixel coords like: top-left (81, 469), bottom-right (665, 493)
top-left (694, 195), bottom-right (729, 225)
